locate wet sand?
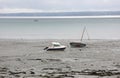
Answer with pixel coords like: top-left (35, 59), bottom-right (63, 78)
top-left (0, 39), bottom-right (120, 78)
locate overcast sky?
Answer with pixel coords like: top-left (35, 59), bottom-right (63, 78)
top-left (0, 0), bottom-right (120, 13)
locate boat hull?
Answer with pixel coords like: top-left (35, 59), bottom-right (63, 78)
top-left (70, 42), bottom-right (86, 48)
top-left (46, 47), bottom-right (66, 51)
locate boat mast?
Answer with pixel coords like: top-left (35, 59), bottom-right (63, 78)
top-left (80, 26), bottom-right (86, 41)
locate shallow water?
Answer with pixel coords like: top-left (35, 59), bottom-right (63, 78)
top-left (0, 17), bottom-right (120, 39)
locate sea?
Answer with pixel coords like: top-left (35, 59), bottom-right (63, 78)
top-left (0, 16), bottom-right (120, 39)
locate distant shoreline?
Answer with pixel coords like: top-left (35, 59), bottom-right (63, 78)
top-left (0, 15), bottom-right (120, 19)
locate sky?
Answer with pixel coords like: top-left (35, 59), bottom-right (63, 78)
top-left (0, 0), bottom-right (120, 13)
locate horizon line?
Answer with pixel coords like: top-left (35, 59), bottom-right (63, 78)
top-left (0, 15), bottom-right (120, 19)
top-left (0, 10), bottom-right (120, 14)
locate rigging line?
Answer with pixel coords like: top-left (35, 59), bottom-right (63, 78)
top-left (80, 26), bottom-right (86, 41)
top-left (85, 27), bottom-right (90, 40)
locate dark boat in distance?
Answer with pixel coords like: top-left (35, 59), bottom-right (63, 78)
top-left (70, 27), bottom-right (89, 48)
top-left (34, 19), bottom-right (39, 22)
top-left (44, 42), bottom-right (66, 51)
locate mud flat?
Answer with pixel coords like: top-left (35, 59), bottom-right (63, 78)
top-left (0, 39), bottom-right (120, 78)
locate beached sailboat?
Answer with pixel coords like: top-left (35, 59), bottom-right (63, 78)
top-left (70, 42), bottom-right (86, 48)
top-left (44, 42), bottom-right (66, 51)
top-left (70, 27), bottom-right (89, 48)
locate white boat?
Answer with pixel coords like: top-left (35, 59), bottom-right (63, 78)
top-left (44, 42), bottom-right (66, 51)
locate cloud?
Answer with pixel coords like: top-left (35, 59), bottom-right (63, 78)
top-left (0, 0), bottom-right (120, 13)
top-left (0, 8), bottom-right (44, 13)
